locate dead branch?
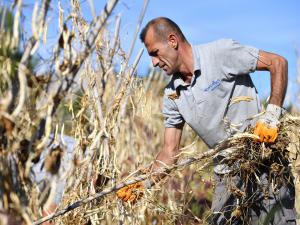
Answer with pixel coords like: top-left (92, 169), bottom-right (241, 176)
top-left (50, 0), bottom-right (119, 117)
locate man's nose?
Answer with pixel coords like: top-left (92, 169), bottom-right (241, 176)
top-left (151, 57), bottom-right (159, 67)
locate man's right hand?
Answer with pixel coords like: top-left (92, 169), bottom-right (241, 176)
top-left (116, 182), bottom-right (145, 203)
top-left (117, 127), bottom-right (182, 203)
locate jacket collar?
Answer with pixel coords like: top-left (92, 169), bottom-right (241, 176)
top-left (173, 45), bottom-right (201, 90)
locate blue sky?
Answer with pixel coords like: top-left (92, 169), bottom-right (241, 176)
top-left (122, 0), bottom-right (300, 106)
top-left (8, 0), bottom-right (300, 106)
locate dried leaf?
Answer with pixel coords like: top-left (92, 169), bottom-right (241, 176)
top-left (229, 96), bottom-right (253, 106)
top-left (168, 92), bottom-right (179, 100)
top-left (44, 146), bottom-right (63, 175)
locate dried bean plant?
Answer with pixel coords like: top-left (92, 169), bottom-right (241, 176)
top-left (1, 1), bottom-right (300, 225)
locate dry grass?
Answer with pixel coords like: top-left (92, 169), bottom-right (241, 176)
top-left (0, 1), bottom-right (300, 225)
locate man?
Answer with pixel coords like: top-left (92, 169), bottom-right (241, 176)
top-left (116, 17), bottom-right (296, 224)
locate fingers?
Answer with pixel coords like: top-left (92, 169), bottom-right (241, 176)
top-left (116, 182), bottom-right (144, 203)
top-left (116, 189), bottom-right (131, 202)
top-left (123, 192), bottom-right (132, 202)
top-left (116, 186), bottom-right (129, 198)
top-left (269, 132), bottom-right (278, 142)
top-left (254, 122), bottom-right (278, 143)
top-left (253, 122), bottom-right (262, 140)
top-left (127, 194), bottom-right (137, 203)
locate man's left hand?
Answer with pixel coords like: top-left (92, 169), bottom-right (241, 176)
top-left (253, 104), bottom-right (283, 143)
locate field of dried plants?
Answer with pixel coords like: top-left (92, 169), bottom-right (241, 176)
top-left (0, 1), bottom-right (300, 225)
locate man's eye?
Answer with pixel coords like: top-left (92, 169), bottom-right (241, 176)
top-left (150, 50), bottom-right (158, 56)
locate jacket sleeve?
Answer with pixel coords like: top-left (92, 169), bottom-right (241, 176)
top-left (217, 39), bottom-right (259, 76)
top-left (162, 94), bottom-right (185, 128)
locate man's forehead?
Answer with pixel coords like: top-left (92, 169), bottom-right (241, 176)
top-left (145, 27), bottom-right (166, 47)
top-left (144, 27), bottom-right (156, 47)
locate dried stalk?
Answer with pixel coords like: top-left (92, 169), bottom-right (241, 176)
top-left (32, 133), bottom-right (248, 225)
top-left (12, 0), bottom-right (51, 117)
top-left (50, 0), bottom-right (119, 117)
top-left (114, 0), bottom-right (149, 93)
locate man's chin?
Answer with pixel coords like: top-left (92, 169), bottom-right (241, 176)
top-left (164, 70), bottom-right (173, 76)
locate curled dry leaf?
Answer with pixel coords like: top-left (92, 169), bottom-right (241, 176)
top-left (0, 115), bottom-right (15, 138)
top-left (44, 146), bottom-right (63, 175)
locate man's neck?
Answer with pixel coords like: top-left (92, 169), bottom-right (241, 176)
top-left (177, 43), bottom-right (194, 84)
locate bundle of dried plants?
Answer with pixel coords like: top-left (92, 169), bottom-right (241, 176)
top-left (1, 1), bottom-right (300, 225)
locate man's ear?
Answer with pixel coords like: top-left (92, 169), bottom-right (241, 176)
top-left (168, 33), bottom-right (178, 49)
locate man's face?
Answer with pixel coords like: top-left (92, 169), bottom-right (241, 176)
top-left (144, 28), bottom-right (179, 75)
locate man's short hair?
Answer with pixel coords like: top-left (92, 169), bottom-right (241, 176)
top-left (140, 17), bottom-right (187, 43)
